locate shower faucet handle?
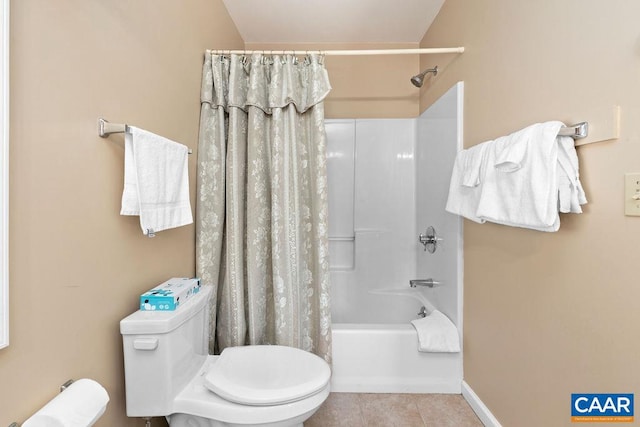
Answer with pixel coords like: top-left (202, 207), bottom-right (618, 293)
top-left (418, 226), bottom-right (442, 253)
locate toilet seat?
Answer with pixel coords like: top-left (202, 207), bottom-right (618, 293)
top-left (172, 355), bottom-right (331, 426)
top-left (204, 345), bottom-right (331, 406)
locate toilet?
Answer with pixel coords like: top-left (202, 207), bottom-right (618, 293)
top-left (120, 285), bottom-right (331, 427)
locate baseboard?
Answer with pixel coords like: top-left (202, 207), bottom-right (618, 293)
top-left (331, 377), bottom-right (462, 394)
top-left (461, 381), bottom-right (502, 427)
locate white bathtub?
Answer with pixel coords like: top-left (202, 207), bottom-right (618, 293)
top-left (330, 323), bottom-right (462, 394)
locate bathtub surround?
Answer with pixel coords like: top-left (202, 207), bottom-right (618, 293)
top-left (415, 83), bottom-right (463, 330)
top-left (196, 52), bottom-right (332, 361)
top-left (327, 118), bottom-right (419, 324)
top-left (327, 83), bottom-right (463, 393)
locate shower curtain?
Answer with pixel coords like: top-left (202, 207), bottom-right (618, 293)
top-left (196, 52), bottom-right (332, 362)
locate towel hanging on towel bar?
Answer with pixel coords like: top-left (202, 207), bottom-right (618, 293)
top-left (120, 126), bottom-right (193, 237)
top-left (98, 118), bottom-right (193, 154)
top-left (445, 121), bottom-right (588, 232)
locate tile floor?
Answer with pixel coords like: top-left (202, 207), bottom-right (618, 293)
top-left (305, 393), bottom-right (483, 427)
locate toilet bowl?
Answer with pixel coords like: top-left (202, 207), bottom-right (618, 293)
top-left (120, 285), bottom-right (330, 427)
top-left (169, 353), bottom-right (330, 427)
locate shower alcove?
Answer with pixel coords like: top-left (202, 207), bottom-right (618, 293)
top-left (326, 82), bottom-right (464, 393)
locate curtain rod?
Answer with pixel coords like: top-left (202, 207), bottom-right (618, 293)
top-left (207, 47), bottom-right (465, 56)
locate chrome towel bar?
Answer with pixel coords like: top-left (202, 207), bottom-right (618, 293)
top-left (559, 122), bottom-right (588, 139)
top-left (98, 118), bottom-right (193, 154)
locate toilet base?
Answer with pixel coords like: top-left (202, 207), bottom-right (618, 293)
top-left (168, 408), bottom-right (317, 427)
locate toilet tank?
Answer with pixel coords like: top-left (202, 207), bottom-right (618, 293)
top-left (120, 285), bottom-right (212, 417)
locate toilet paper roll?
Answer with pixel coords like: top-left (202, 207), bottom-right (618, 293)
top-left (22, 378), bottom-right (109, 427)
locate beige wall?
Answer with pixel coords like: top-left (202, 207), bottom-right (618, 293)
top-left (247, 42), bottom-right (421, 118)
top-left (420, 1), bottom-right (640, 426)
top-left (1, 4), bottom-right (421, 424)
top-left (1, 1), bottom-right (243, 425)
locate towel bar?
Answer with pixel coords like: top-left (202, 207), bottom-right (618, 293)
top-left (559, 122), bottom-right (588, 139)
top-left (98, 118), bottom-right (193, 154)
top-left (98, 118), bottom-right (129, 137)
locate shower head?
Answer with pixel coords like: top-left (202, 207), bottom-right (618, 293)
top-left (410, 75), bottom-right (425, 88)
top-left (410, 66), bottom-right (438, 87)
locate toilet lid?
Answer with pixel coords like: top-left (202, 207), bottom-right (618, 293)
top-left (204, 345), bottom-right (331, 406)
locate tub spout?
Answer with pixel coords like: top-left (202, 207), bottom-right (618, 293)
top-left (409, 279), bottom-right (441, 288)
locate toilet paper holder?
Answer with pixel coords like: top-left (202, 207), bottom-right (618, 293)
top-left (60, 379), bottom-right (74, 392)
top-left (9, 379), bottom-right (76, 427)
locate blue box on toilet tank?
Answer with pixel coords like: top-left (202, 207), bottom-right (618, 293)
top-left (140, 277), bottom-right (201, 311)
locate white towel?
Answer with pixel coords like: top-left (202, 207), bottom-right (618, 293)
top-left (121, 126), bottom-right (193, 236)
top-left (476, 121), bottom-right (564, 232)
top-left (461, 140), bottom-right (490, 187)
top-left (445, 141), bottom-right (489, 223)
top-left (493, 124), bottom-right (534, 172)
top-left (556, 135), bottom-right (587, 213)
top-left (410, 310), bottom-right (461, 353)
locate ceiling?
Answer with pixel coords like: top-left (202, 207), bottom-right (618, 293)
top-left (221, 0), bottom-right (446, 44)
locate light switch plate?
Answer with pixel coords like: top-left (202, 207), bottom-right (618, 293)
top-left (625, 173), bottom-right (640, 216)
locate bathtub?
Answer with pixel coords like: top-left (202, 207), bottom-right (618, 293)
top-left (330, 323), bottom-right (462, 394)
top-left (331, 289), bottom-right (462, 393)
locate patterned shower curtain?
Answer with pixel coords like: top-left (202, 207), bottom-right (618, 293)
top-left (196, 52), bottom-right (332, 362)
